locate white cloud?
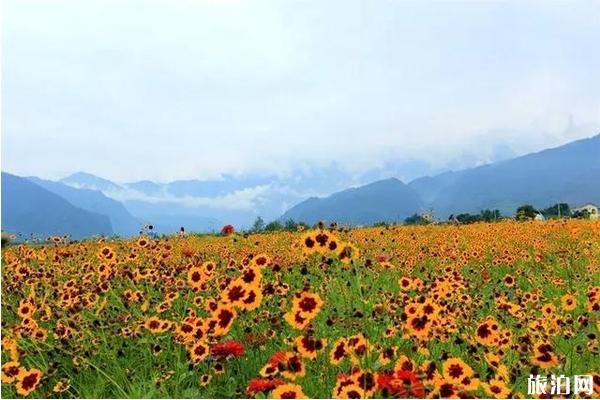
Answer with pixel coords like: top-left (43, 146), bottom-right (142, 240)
top-left (2, 0), bottom-right (599, 182)
top-left (101, 184), bottom-right (273, 211)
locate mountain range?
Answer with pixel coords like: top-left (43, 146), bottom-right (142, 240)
top-left (1, 173), bottom-right (113, 239)
top-left (410, 134), bottom-right (600, 218)
top-left (28, 176), bottom-right (141, 236)
top-left (281, 178), bottom-right (423, 225)
top-left (2, 134), bottom-right (598, 239)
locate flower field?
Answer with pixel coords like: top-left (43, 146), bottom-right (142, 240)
top-left (1, 220), bottom-right (599, 398)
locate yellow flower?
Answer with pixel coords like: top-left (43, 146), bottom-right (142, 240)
top-left (484, 378), bottom-right (511, 398)
top-left (443, 357), bottom-right (474, 384)
top-left (1, 361), bottom-right (23, 384)
top-left (560, 294), bottom-right (577, 311)
top-left (271, 383), bottom-right (307, 399)
top-left (15, 368), bottom-right (43, 396)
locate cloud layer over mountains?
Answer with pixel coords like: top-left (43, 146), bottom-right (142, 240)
top-left (2, 135), bottom-right (599, 239)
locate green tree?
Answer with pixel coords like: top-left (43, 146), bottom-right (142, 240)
top-left (264, 221), bottom-right (284, 231)
top-left (252, 216), bottom-right (265, 232)
top-left (480, 209), bottom-right (501, 222)
top-left (404, 213), bottom-right (429, 225)
top-left (516, 205), bottom-right (538, 221)
top-left (373, 221), bottom-right (390, 227)
top-left (283, 219), bottom-right (297, 231)
top-left (542, 203), bottom-right (571, 218)
top-left (572, 209), bottom-right (590, 219)
top-left (456, 213), bottom-right (479, 224)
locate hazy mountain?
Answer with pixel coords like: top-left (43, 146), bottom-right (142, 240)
top-left (408, 170), bottom-right (465, 205)
top-left (28, 177), bottom-right (141, 236)
top-left (2, 172), bottom-right (113, 239)
top-left (410, 134), bottom-right (600, 218)
top-left (124, 180), bottom-right (163, 196)
top-left (165, 176), bottom-right (274, 198)
top-left (60, 172), bottom-right (321, 230)
top-left (19, 134), bottom-right (597, 235)
top-left (61, 171), bottom-right (123, 192)
top-left (281, 178), bottom-right (423, 225)
top-left (120, 199), bottom-right (222, 233)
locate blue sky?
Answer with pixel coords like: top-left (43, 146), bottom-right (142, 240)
top-left (2, 0), bottom-right (599, 182)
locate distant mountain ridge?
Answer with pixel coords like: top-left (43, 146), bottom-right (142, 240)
top-left (2, 134), bottom-right (598, 238)
top-left (56, 173), bottom-right (313, 232)
top-left (2, 172), bottom-right (113, 239)
top-left (280, 134), bottom-right (600, 224)
top-left (409, 134), bottom-right (600, 218)
top-left (281, 178), bottom-right (423, 225)
top-left (61, 171), bottom-right (123, 192)
top-left (28, 177), bottom-right (141, 236)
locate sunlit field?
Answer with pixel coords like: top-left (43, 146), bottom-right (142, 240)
top-left (1, 220), bottom-right (599, 398)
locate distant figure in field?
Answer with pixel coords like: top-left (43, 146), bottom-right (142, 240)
top-left (221, 224), bottom-right (235, 236)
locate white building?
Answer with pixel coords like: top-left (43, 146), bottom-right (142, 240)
top-left (534, 212), bottom-right (546, 221)
top-left (573, 203), bottom-right (599, 220)
top-left (419, 210), bottom-right (435, 223)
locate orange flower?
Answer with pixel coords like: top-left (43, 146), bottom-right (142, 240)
top-left (338, 243), bottom-right (360, 264)
top-left (484, 378), bottom-right (511, 398)
top-left (443, 357), bottom-right (474, 384)
top-left (560, 294), bottom-right (577, 311)
top-left (238, 286), bottom-right (263, 311)
top-left (405, 313), bottom-right (432, 340)
top-left (294, 335), bottom-right (326, 360)
top-left (53, 378), bottom-right (70, 393)
top-left (144, 317), bottom-right (171, 333)
top-left (330, 338), bottom-right (348, 365)
top-left (1, 361), bottom-right (23, 384)
top-left (221, 282), bottom-right (248, 306)
top-left (136, 236), bottom-right (149, 248)
top-left (15, 368), bottom-right (42, 396)
top-left (530, 341), bottom-right (560, 369)
top-left (17, 298), bottom-right (35, 319)
top-left (398, 277), bottom-right (413, 291)
top-left (251, 254), bottom-right (272, 268)
top-left (199, 374), bottom-right (211, 386)
top-left (271, 383), bottom-right (307, 399)
top-left (209, 304), bottom-right (237, 337)
top-left (187, 265), bottom-right (206, 289)
top-left (284, 309), bottom-right (311, 330)
top-left (97, 246), bottom-right (116, 261)
top-left (336, 383), bottom-right (364, 399)
top-left (188, 340), bottom-right (209, 364)
top-left (530, 350), bottom-right (559, 369)
top-left (285, 291), bottom-right (324, 330)
top-left (292, 291), bottom-right (323, 316)
top-left (474, 317), bottom-right (501, 346)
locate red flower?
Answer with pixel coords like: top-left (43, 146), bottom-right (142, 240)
top-left (210, 340), bottom-right (245, 359)
top-left (268, 351), bottom-right (288, 366)
top-left (246, 378), bottom-right (285, 396)
top-left (221, 224), bottom-right (235, 235)
top-left (377, 370), bottom-right (425, 398)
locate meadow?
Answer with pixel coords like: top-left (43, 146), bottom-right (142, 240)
top-left (1, 220), bottom-right (599, 398)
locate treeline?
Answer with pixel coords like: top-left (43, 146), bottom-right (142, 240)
top-left (249, 217), bottom-right (308, 233)
top-left (515, 203), bottom-right (590, 220)
top-left (403, 208), bottom-right (502, 225)
top-left (248, 202), bottom-right (592, 233)
top-left (403, 202), bottom-right (592, 225)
